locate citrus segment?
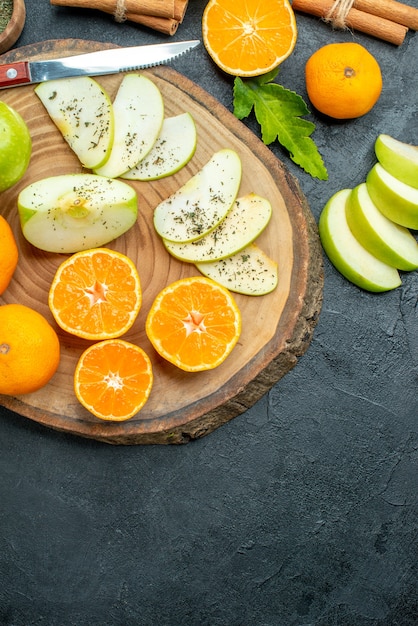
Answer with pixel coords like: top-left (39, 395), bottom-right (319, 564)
top-left (74, 339), bottom-right (153, 421)
top-left (0, 215), bottom-right (18, 295)
top-left (0, 304), bottom-right (60, 396)
top-left (48, 248), bottom-right (142, 340)
top-left (202, 0), bottom-right (297, 77)
top-left (146, 276), bottom-right (241, 372)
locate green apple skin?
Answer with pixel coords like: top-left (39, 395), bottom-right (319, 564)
top-left (163, 193), bottom-right (272, 263)
top-left (154, 149), bottom-right (242, 243)
top-left (196, 243), bottom-right (278, 296)
top-left (35, 77), bottom-right (114, 170)
top-left (94, 74), bottom-right (164, 179)
top-left (122, 113), bottom-right (197, 181)
top-left (319, 188), bottom-right (401, 293)
top-left (346, 183), bottom-right (418, 271)
top-left (375, 134), bottom-right (418, 189)
top-left (18, 174), bottom-right (138, 253)
top-left (366, 163), bottom-right (418, 230)
top-left (0, 101), bottom-right (32, 192)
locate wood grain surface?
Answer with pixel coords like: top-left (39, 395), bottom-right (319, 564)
top-left (0, 40), bottom-right (323, 444)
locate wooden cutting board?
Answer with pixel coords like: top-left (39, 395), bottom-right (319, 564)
top-left (0, 40), bottom-right (323, 444)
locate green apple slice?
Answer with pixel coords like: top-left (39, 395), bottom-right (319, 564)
top-left (319, 188), bottom-right (401, 292)
top-left (153, 148), bottom-right (242, 243)
top-left (347, 183), bottom-right (418, 271)
top-left (35, 76), bottom-right (114, 170)
top-left (196, 244), bottom-right (278, 296)
top-left (366, 163), bottom-right (418, 230)
top-left (94, 74), bottom-right (164, 179)
top-left (18, 174), bottom-right (138, 253)
top-left (375, 134), bottom-right (418, 189)
top-left (122, 113), bottom-right (197, 181)
top-left (163, 193), bottom-right (272, 262)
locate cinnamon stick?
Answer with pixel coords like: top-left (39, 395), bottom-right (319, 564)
top-left (354, 0), bottom-right (418, 31)
top-left (292, 0), bottom-right (409, 45)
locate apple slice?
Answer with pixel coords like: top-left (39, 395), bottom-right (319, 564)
top-left (347, 183), bottom-right (418, 271)
top-left (18, 174), bottom-right (138, 253)
top-left (163, 193), bottom-right (272, 262)
top-left (35, 76), bottom-right (114, 170)
top-left (94, 74), bottom-right (164, 179)
top-left (153, 149), bottom-right (242, 243)
top-left (122, 113), bottom-right (197, 181)
top-left (375, 134), bottom-right (418, 189)
top-left (366, 163), bottom-right (418, 230)
top-left (319, 189), bottom-right (401, 292)
top-left (196, 244), bottom-right (278, 296)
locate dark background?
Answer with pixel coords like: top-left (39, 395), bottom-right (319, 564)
top-left (0, 1), bottom-right (417, 624)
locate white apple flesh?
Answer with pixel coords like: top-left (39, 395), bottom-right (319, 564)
top-left (347, 183), bottom-right (418, 271)
top-left (163, 193), bottom-right (272, 263)
top-left (374, 134), bottom-right (418, 189)
top-left (153, 149), bottom-right (242, 243)
top-left (35, 76), bottom-right (114, 170)
top-left (18, 174), bottom-right (138, 253)
top-left (196, 243), bottom-right (278, 296)
top-left (319, 188), bottom-right (401, 292)
top-left (122, 113), bottom-right (197, 181)
top-left (366, 163), bottom-right (418, 230)
top-left (94, 74), bottom-right (164, 179)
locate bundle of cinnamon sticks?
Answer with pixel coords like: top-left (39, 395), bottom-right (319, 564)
top-left (50, 0), bottom-right (189, 35)
top-left (292, 0), bottom-right (418, 46)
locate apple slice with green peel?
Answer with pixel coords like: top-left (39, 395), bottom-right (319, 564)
top-left (35, 76), bottom-right (114, 170)
top-left (366, 163), bottom-right (418, 230)
top-left (122, 113), bottom-right (197, 181)
top-left (347, 183), bottom-right (418, 271)
top-left (196, 244), bottom-right (278, 296)
top-left (153, 148), bottom-right (242, 243)
top-left (319, 188), bottom-right (401, 293)
top-left (375, 134), bottom-right (418, 189)
top-left (163, 193), bottom-right (272, 263)
top-left (18, 174), bottom-right (138, 253)
top-left (94, 74), bottom-right (164, 179)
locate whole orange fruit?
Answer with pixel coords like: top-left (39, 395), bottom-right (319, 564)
top-left (0, 215), bottom-right (18, 295)
top-left (0, 304), bottom-right (60, 395)
top-left (305, 42), bottom-right (383, 119)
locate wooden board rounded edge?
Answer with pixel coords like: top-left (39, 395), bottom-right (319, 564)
top-left (0, 40), bottom-right (323, 444)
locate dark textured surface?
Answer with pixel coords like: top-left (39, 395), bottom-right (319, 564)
top-left (0, 1), bottom-right (417, 624)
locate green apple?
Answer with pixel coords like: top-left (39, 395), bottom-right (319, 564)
top-left (94, 74), bottom-right (164, 179)
top-left (366, 163), bottom-right (418, 230)
top-left (319, 188), bottom-right (401, 292)
top-left (153, 148), bottom-right (242, 243)
top-left (35, 76), bottom-right (114, 170)
top-left (163, 193), bottom-right (272, 262)
top-left (374, 134), bottom-right (418, 189)
top-left (0, 101), bottom-right (31, 192)
top-left (18, 174), bottom-right (138, 253)
top-left (122, 113), bottom-right (197, 181)
top-left (347, 183), bottom-right (418, 271)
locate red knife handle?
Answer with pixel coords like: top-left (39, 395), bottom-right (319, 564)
top-left (0, 62), bottom-right (31, 88)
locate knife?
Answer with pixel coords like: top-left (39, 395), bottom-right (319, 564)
top-left (0, 40), bottom-right (200, 89)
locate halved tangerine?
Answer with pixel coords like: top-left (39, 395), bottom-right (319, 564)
top-left (74, 339), bottom-right (153, 421)
top-left (48, 248), bottom-right (141, 340)
top-left (146, 276), bottom-right (242, 372)
top-left (202, 0), bottom-right (297, 77)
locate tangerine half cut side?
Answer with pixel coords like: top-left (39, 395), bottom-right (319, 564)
top-left (74, 339), bottom-right (153, 421)
top-left (202, 0), bottom-right (297, 77)
top-left (146, 276), bottom-right (242, 372)
top-left (48, 248), bottom-right (142, 340)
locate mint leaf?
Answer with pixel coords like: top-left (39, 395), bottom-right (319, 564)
top-left (233, 70), bottom-right (328, 180)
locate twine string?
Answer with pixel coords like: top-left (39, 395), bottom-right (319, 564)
top-left (114, 0), bottom-right (127, 22)
top-left (324, 0), bottom-right (355, 29)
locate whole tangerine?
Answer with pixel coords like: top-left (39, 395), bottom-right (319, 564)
top-left (0, 215), bottom-right (18, 295)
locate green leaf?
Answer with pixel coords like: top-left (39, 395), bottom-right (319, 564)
top-left (233, 70), bottom-right (328, 180)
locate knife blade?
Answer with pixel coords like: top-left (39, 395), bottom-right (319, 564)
top-left (0, 40), bottom-right (200, 89)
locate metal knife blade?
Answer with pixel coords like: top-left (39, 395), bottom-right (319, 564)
top-left (0, 40), bottom-right (200, 89)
